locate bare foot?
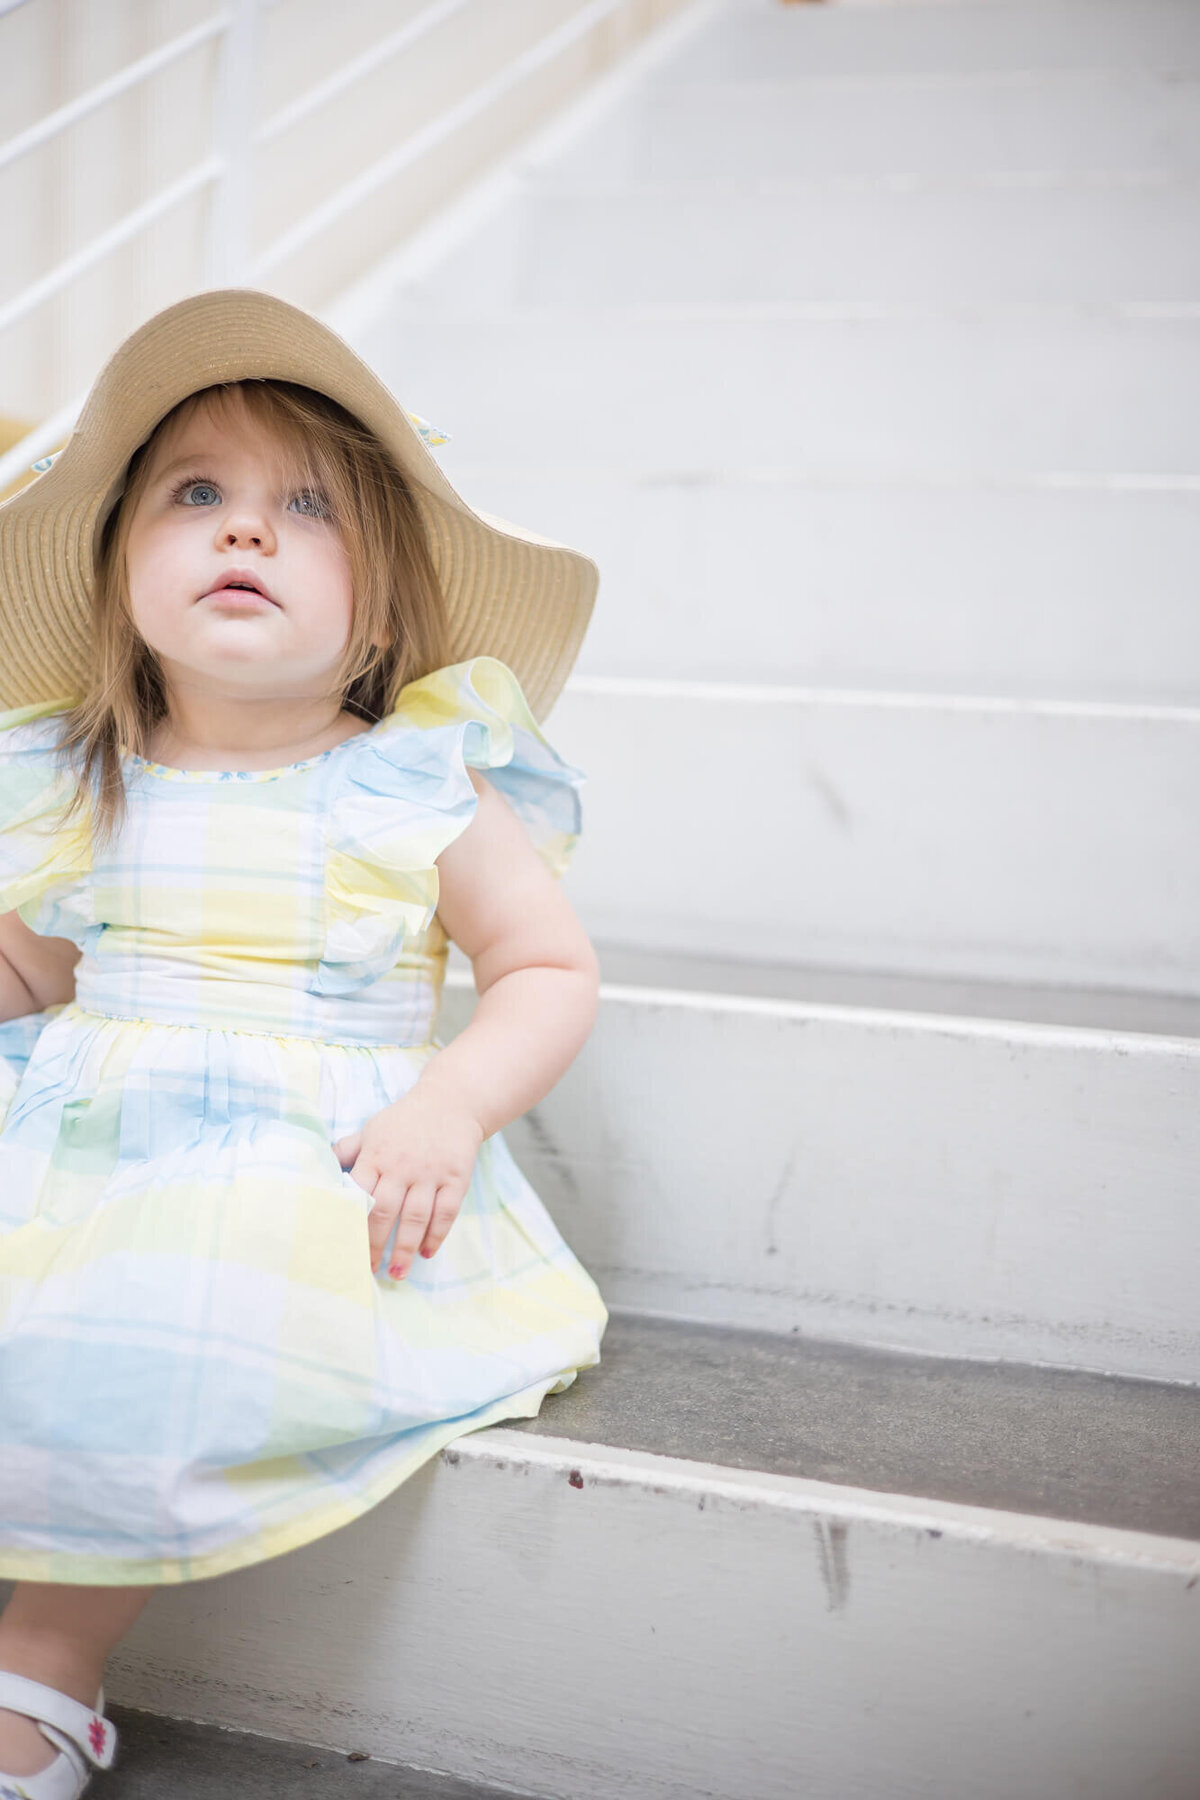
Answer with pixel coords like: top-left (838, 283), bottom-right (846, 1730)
top-left (0, 1704), bottom-right (59, 1775)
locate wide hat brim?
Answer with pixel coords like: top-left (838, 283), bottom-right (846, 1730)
top-left (0, 288), bottom-right (597, 721)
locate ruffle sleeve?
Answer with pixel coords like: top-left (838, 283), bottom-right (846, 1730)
top-left (0, 699), bottom-right (93, 936)
top-left (319, 656), bottom-right (584, 994)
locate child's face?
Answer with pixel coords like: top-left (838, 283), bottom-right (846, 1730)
top-left (123, 396), bottom-right (354, 701)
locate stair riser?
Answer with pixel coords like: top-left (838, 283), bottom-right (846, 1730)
top-left (445, 476), bottom-right (1200, 700)
top-left (404, 186), bottom-right (1200, 311)
top-left (367, 313), bottom-right (1200, 478)
top-left (542, 689), bottom-right (1200, 995)
top-left (545, 73), bottom-right (1200, 183)
top-left (440, 983), bottom-right (1200, 1382)
top-left (104, 1439), bottom-right (1200, 1800)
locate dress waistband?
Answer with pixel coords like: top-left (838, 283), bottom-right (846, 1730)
top-left (73, 958), bottom-right (440, 1049)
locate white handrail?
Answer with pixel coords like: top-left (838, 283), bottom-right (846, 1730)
top-left (256, 0), bottom-right (625, 276)
top-left (257, 0), bottom-right (473, 146)
top-left (0, 14), bottom-right (230, 175)
top-left (0, 160), bottom-right (224, 337)
top-left (0, 0), bottom-right (645, 488)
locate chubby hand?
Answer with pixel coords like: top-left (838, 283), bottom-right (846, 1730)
top-left (334, 1082), bottom-right (485, 1280)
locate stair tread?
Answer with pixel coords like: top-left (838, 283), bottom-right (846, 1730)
top-left (657, 0), bottom-right (1200, 83)
top-left (449, 942), bottom-right (1200, 1038)
top-left (590, 942), bottom-right (1200, 1037)
top-left (102, 1707), bottom-right (508, 1798)
top-left (505, 1312), bottom-right (1200, 1542)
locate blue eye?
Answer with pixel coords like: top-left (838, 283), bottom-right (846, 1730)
top-left (180, 481), bottom-right (221, 507)
top-left (290, 489), bottom-right (332, 519)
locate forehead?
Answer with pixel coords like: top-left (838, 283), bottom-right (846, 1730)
top-left (143, 391), bottom-right (303, 478)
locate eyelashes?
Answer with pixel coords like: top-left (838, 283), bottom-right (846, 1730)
top-left (168, 474), bottom-right (219, 506)
top-left (166, 474), bottom-right (334, 520)
top-left (289, 489), bottom-right (334, 520)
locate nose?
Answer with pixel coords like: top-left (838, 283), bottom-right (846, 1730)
top-left (216, 508), bottom-right (275, 554)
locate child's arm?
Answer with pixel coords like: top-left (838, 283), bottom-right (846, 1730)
top-left (417, 768), bottom-right (601, 1134)
top-left (0, 911), bottom-right (80, 1023)
top-left (334, 769), bottom-right (600, 1281)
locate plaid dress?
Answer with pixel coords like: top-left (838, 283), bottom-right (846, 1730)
top-left (0, 657), bottom-right (607, 1585)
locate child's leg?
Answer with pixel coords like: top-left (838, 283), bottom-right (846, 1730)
top-left (0, 1581), bottom-right (151, 1774)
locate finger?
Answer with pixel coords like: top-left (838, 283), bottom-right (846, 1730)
top-left (365, 1172), bottom-right (407, 1270)
top-left (344, 1152), bottom-right (379, 1205)
top-left (419, 1185), bottom-right (463, 1260)
top-left (334, 1132), bottom-right (362, 1170)
top-left (388, 1183), bottom-right (438, 1280)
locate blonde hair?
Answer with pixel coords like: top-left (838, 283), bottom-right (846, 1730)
top-left (58, 378), bottom-right (450, 843)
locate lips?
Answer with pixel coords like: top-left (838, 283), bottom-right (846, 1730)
top-left (201, 569), bottom-right (277, 605)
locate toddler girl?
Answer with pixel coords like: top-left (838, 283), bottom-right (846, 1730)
top-left (0, 289), bottom-right (608, 1798)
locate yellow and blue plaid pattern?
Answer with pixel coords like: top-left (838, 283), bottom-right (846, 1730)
top-left (0, 657), bottom-right (606, 1585)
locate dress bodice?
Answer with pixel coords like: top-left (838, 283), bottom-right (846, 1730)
top-left (0, 657), bottom-right (583, 1047)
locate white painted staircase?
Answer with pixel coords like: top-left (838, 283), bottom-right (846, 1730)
top-left (104, 3), bottom-right (1200, 1796)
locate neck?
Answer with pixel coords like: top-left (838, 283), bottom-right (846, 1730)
top-left (149, 674), bottom-right (365, 771)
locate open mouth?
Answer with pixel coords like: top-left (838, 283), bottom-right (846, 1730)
top-left (203, 573), bottom-right (277, 605)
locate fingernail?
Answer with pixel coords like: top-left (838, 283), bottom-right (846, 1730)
top-left (388, 1263), bottom-right (405, 1280)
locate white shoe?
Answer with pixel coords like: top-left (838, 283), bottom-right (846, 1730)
top-left (0, 1672), bottom-right (116, 1799)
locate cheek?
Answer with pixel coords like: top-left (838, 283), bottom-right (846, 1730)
top-left (322, 543), bottom-right (356, 638)
top-left (125, 554), bottom-right (164, 628)
top-left (126, 522), bottom-right (176, 599)
top-left (124, 540), bottom-right (157, 623)
top-left (124, 526), bottom-right (194, 646)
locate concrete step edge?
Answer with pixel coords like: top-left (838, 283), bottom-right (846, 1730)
top-left (514, 171), bottom-right (1200, 197)
top-left (435, 463), bottom-right (1200, 492)
top-left (444, 964), bottom-right (1200, 1050)
top-left (104, 1702), bottom-right (537, 1799)
top-left (559, 671), bottom-right (1200, 724)
top-left (461, 1428), bottom-right (1200, 1572)
top-left (635, 68), bottom-right (1200, 92)
top-left (389, 300), bottom-right (1200, 323)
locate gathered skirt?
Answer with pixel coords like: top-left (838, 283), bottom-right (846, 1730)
top-left (0, 1003), bottom-right (607, 1585)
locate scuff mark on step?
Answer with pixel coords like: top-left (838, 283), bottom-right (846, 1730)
top-left (814, 1518), bottom-right (851, 1613)
top-left (765, 1146), bottom-right (798, 1256)
top-left (805, 762), bottom-right (853, 831)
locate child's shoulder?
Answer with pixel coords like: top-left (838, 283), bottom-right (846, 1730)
top-left (382, 655), bottom-right (543, 741)
top-left (329, 654), bottom-right (584, 885)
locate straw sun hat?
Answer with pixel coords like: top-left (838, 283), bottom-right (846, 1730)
top-left (0, 288), bottom-right (597, 720)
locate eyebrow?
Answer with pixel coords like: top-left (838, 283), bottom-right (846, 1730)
top-left (149, 450), bottom-right (227, 479)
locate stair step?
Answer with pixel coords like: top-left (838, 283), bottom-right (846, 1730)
top-left (541, 69), bottom-right (1200, 185)
top-left (397, 183), bottom-right (1200, 311)
top-left (656, 0), bottom-right (1200, 83)
top-left (459, 475), bottom-right (1200, 702)
top-left (362, 309), bottom-right (1200, 478)
top-left (510, 1312), bottom-right (1200, 1542)
top-left (575, 942), bottom-right (1200, 1038)
top-left (107, 1369), bottom-right (1200, 1800)
top-left (440, 965), bottom-right (1200, 1384)
top-left (104, 1705), bottom-right (509, 1798)
top-left (536, 682), bottom-right (1199, 993)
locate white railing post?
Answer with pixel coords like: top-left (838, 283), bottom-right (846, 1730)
top-left (206, 0), bottom-right (259, 285)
